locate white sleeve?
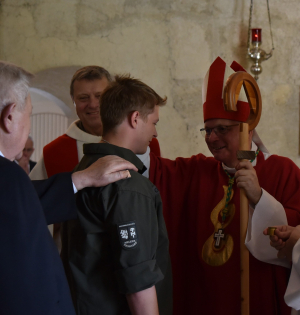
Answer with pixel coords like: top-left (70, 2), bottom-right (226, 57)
top-left (245, 188), bottom-right (290, 268)
top-left (285, 239), bottom-right (300, 310)
top-left (29, 155), bottom-right (48, 180)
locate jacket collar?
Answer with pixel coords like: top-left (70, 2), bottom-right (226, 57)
top-left (83, 143), bottom-right (147, 174)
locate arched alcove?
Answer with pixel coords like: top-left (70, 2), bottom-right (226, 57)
top-left (29, 66), bottom-right (82, 161)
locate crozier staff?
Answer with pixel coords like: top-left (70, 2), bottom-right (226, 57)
top-left (223, 62), bottom-right (262, 314)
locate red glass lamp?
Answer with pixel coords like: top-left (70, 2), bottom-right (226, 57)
top-left (251, 28), bottom-right (261, 43)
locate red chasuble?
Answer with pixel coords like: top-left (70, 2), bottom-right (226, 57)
top-left (149, 151), bottom-right (300, 315)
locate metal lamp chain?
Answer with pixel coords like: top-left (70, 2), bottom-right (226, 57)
top-left (247, 0), bottom-right (253, 50)
top-left (266, 0), bottom-right (275, 50)
top-left (247, 0), bottom-right (274, 51)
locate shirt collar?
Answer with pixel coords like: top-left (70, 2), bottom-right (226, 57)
top-left (0, 151), bottom-right (4, 158)
top-left (83, 143), bottom-right (146, 174)
top-left (66, 120), bottom-right (102, 143)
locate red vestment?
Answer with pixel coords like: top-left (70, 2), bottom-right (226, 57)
top-left (150, 151), bottom-right (300, 314)
top-left (44, 135), bottom-right (78, 177)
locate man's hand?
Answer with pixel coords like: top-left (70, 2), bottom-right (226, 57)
top-left (263, 225), bottom-right (300, 261)
top-left (235, 160), bottom-right (262, 206)
top-left (71, 155), bottom-right (138, 191)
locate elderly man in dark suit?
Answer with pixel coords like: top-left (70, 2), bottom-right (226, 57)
top-left (0, 61), bottom-right (137, 315)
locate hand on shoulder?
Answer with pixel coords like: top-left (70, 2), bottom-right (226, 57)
top-left (72, 155), bottom-right (138, 190)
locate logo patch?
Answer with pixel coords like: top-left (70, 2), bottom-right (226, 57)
top-left (118, 222), bottom-right (138, 250)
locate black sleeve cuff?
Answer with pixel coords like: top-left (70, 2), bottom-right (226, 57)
top-left (115, 259), bottom-right (164, 294)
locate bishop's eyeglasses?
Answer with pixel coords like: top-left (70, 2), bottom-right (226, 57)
top-left (200, 124), bottom-right (239, 137)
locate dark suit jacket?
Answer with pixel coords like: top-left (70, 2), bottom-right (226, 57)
top-left (0, 156), bottom-right (77, 315)
top-left (29, 159), bottom-right (37, 172)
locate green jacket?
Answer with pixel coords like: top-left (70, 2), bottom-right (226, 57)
top-left (62, 143), bottom-right (172, 315)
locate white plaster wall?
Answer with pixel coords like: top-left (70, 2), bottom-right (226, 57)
top-left (0, 0), bottom-right (299, 163)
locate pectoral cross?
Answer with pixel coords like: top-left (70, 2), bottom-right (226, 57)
top-left (214, 229), bottom-right (225, 248)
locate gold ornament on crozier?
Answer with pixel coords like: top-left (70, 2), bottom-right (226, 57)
top-left (202, 186), bottom-right (235, 266)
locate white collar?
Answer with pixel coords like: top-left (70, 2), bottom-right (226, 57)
top-left (66, 120), bottom-right (102, 143)
top-left (0, 151), bottom-right (4, 158)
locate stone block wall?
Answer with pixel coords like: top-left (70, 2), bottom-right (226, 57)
top-left (1, 0), bottom-right (299, 163)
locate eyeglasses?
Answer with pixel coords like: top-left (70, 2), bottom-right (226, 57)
top-left (200, 124), bottom-right (240, 137)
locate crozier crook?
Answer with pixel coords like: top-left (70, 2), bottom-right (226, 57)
top-left (223, 71), bottom-right (262, 315)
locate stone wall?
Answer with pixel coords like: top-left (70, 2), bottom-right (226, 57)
top-left (1, 0), bottom-right (299, 163)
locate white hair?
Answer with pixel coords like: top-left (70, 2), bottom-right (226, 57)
top-left (0, 61), bottom-right (34, 113)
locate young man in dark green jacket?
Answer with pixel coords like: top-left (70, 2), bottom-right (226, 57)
top-left (62, 75), bottom-right (172, 315)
